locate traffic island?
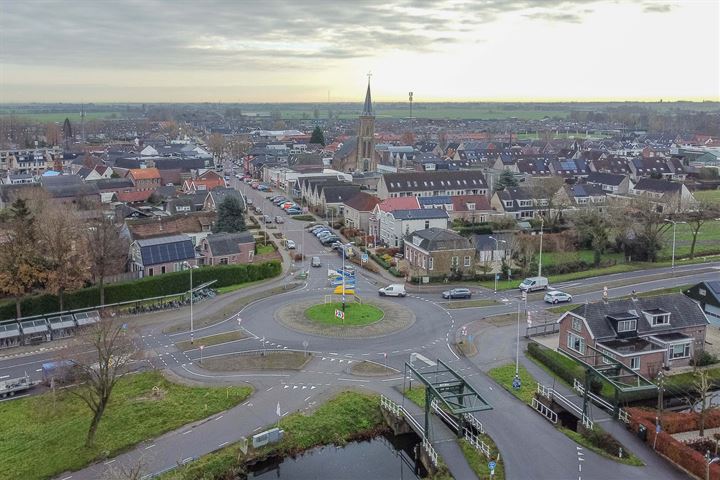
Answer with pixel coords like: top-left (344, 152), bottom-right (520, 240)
top-left (350, 360), bottom-right (398, 377)
top-left (274, 298), bottom-right (415, 338)
top-left (198, 351), bottom-right (311, 372)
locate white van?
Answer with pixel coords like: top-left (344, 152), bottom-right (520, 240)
top-left (519, 276), bottom-right (549, 292)
top-left (378, 284), bottom-right (407, 297)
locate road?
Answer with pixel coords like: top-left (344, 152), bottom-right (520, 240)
top-left (2, 163), bottom-right (706, 478)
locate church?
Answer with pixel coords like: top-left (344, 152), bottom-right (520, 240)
top-left (332, 78), bottom-right (377, 173)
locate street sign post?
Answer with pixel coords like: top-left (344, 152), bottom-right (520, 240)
top-left (335, 309), bottom-right (345, 320)
top-left (489, 460), bottom-right (496, 477)
top-left (361, 253), bottom-right (368, 263)
top-left (200, 345), bottom-right (204, 364)
top-left (302, 340), bottom-right (309, 356)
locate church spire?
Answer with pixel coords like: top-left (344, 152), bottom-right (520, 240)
top-left (362, 72), bottom-right (373, 116)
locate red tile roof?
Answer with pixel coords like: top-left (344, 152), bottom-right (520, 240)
top-left (128, 167), bottom-right (161, 181)
top-left (343, 192), bottom-right (381, 212)
top-left (377, 196), bottom-right (420, 212)
top-left (117, 190), bottom-right (154, 203)
top-left (450, 195), bottom-right (491, 211)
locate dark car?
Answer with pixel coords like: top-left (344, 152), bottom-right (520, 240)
top-left (442, 288), bottom-right (472, 299)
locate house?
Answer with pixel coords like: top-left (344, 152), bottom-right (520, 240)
top-left (369, 196), bottom-right (421, 246)
top-left (588, 156), bottom-right (632, 175)
top-left (127, 168), bottom-right (162, 191)
top-left (125, 211), bottom-right (217, 244)
top-left (129, 234), bottom-right (197, 276)
top-left (490, 187), bottom-right (547, 220)
top-left (403, 227), bottom-right (475, 280)
top-left (449, 195), bottom-right (494, 223)
top-left (557, 294), bottom-right (708, 378)
top-left (628, 157), bottom-right (672, 181)
top-left (199, 231), bottom-right (255, 265)
top-left (203, 187), bottom-right (246, 212)
top-left (377, 208), bottom-right (449, 248)
top-left (343, 192), bottom-right (381, 232)
top-left (472, 233), bottom-right (512, 264)
top-left (319, 184), bottom-right (361, 215)
top-left (584, 172), bottom-right (631, 195)
top-left (377, 170), bottom-right (488, 200)
top-left (554, 184), bottom-right (607, 211)
top-left (549, 158), bottom-right (591, 178)
top-left (182, 170), bottom-right (225, 193)
top-left (627, 178), bottom-right (696, 212)
top-left (2, 173), bottom-right (36, 185)
top-left (684, 282), bottom-right (720, 325)
top-left (40, 174), bottom-right (101, 206)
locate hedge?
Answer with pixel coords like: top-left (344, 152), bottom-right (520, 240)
top-left (0, 261), bottom-right (281, 320)
top-left (628, 408), bottom-right (720, 480)
top-left (369, 253), bottom-right (391, 269)
top-left (388, 267), bottom-right (404, 277)
top-left (527, 343), bottom-right (602, 394)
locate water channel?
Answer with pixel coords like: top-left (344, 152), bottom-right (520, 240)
top-left (247, 431), bottom-right (428, 479)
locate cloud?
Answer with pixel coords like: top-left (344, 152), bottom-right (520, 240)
top-left (525, 11), bottom-right (583, 23)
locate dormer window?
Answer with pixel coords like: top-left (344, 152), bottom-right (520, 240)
top-left (644, 309), bottom-right (670, 326)
top-left (617, 319), bottom-right (636, 332)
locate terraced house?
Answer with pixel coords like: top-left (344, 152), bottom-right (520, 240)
top-left (376, 170), bottom-right (488, 199)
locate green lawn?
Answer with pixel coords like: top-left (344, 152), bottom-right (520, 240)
top-left (0, 371), bottom-right (252, 480)
top-left (0, 111), bottom-right (124, 123)
top-left (488, 363), bottom-right (537, 404)
top-left (547, 303), bottom-right (580, 314)
top-left (255, 244), bottom-right (275, 255)
top-left (216, 278), bottom-right (268, 294)
top-left (460, 439), bottom-right (505, 480)
top-left (560, 427), bottom-right (644, 466)
top-left (164, 391), bottom-right (384, 480)
top-left (305, 302), bottom-right (383, 326)
top-left (404, 385), bottom-right (427, 408)
top-left (694, 190), bottom-right (720, 204)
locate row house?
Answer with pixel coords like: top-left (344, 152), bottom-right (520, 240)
top-left (342, 192), bottom-right (381, 232)
top-left (199, 231), bottom-right (256, 266)
top-left (418, 194), bottom-right (495, 223)
top-left (377, 170), bottom-right (488, 200)
top-left (588, 156), bottom-right (632, 175)
top-left (129, 234), bottom-right (198, 277)
top-left (490, 187), bottom-right (548, 220)
top-left (628, 157), bottom-right (672, 181)
top-left (0, 147), bottom-right (60, 175)
top-left (557, 294), bottom-right (707, 379)
top-left (584, 172), bottom-right (631, 195)
top-left (548, 158), bottom-right (591, 179)
top-left (625, 178), bottom-right (696, 212)
top-left (554, 184), bottom-right (607, 212)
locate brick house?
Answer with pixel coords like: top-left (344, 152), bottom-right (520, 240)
top-left (182, 170), bottom-right (226, 193)
top-left (129, 234), bottom-right (197, 277)
top-left (403, 227), bottom-right (475, 280)
top-left (199, 232), bottom-right (255, 265)
top-left (343, 191), bottom-right (381, 232)
top-left (557, 294), bottom-right (708, 379)
top-left (127, 168), bottom-right (162, 191)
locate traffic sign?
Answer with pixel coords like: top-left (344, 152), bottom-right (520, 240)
top-left (521, 291), bottom-right (527, 300)
top-left (495, 273), bottom-right (500, 280)
top-left (335, 309), bottom-right (345, 320)
top-left (489, 460), bottom-right (496, 472)
top-left (361, 253), bottom-right (369, 263)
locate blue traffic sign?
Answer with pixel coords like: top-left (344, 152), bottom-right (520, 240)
top-left (488, 460), bottom-right (496, 470)
top-left (495, 273), bottom-right (500, 280)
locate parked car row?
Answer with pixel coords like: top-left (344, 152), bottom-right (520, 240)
top-left (309, 224), bottom-right (340, 246)
top-left (268, 195), bottom-right (302, 215)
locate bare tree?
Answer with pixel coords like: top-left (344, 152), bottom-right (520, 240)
top-left (694, 368), bottom-right (712, 437)
top-left (207, 133), bottom-right (226, 159)
top-left (85, 216), bottom-right (130, 306)
top-left (103, 456), bottom-right (148, 480)
top-left (38, 205), bottom-right (90, 311)
top-left (66, 317), bottom-right (137, 446)
top-left (680, 201), bottom-right (720, 259)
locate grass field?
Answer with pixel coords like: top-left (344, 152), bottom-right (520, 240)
top-left (488, 363), bottom-right (537, 404)
top-left (0, 371), bottom-right (252, 480)
top-left (305, 302), bottom-right (383, 326)
top-left (0, 111), bottom-right (125, 123)
top-left (164, 391), bottom-right (384, 480)
top-left (255, 244), bottom-right (275, 255)
top-left (694, 190), bottom-right (720, 203)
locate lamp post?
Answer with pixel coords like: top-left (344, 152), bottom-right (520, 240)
top-left (488, 236), bottom-right (507, 293)
top-left (516, 301), bottom-right (521, 376)
top-left (705, 450), bottom-right (719, 480)
top-left (182, 261), bottom-right (197, 345)
top-left (664, 219), bottom-right (686, 271)
top-left (538, 216), bottom-right (544, 278)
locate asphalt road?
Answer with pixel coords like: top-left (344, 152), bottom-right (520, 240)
top-left (2, 164), bottom-right (708, 479)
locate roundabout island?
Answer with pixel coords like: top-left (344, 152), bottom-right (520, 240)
top-left (304, 302), bottom-right (383, 326)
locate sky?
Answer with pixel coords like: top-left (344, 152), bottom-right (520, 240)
top-left (1, 0), bottom-right (719, 103)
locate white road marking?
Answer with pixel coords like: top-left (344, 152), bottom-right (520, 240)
top-left (104, 460), bottom-right (116, 465)
top-left (216, 415), bottom-right (224, 420)
top-left (145, 444), bottom-right (156, 450)
top-left (218, 441), bottom-right (229, 447)
top-left (0, 375), bottom-right (9, 379)
top-left (339, 378), bottom-right (369, 382)
top-left (304, 395), bottom-right (312, 402)
top-left (182, 430), bottom-right (192, 435)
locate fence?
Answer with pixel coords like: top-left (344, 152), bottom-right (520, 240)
top-left (573, 378), bottom-right (630, 424)
top-left (525, 322), bottom-right (560, 338)
top-left (537, 382), bottom-right (594, 430)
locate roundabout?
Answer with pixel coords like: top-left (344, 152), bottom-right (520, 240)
top-left (274, 297), bottom-right (416, 338)
top-left (305, 302), bottom-right (383, 326)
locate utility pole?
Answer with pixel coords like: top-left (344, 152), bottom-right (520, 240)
top-left (538, 216), bottom-right (544, 278)
top-left (657, 370), bottom-right (665, 420)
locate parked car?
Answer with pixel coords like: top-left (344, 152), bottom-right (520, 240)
top-left (321, 236), bottom-right (340, 245)
top-left (274, 216), bottom-right (284, 224)
top-left (544, 290), bottom-right (572, 304)
top-left (378, 284), bottom-right (407, 297)
top-left (286, 208), bottom-right (302, 215)
top-left (442, 288), bottom-right (472, 299)
top-left (286, 240), bottom-right (296, 249)
top-left (311, 256), bottom-right (321, 267)
top-left (519, 276), bottom-right (549, 292)
top-left (263, 215), bottom-right (273, 224)
top-left (246, 198), bottom-right (253, 205)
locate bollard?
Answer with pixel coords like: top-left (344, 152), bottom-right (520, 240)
top-left (619, 447), bottom-right (623, 458)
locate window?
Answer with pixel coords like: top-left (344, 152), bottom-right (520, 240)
top-left (464, 256), bottom-right (471, 267)
top-left (425, 220), bottom-right (430, 229)
top-left (571, 317), bottom-right (582, 332)
top-left (670, 343), bottom-right (690, 359)
top-left (651, 314), bottom-right (670, 326)
top-left (617, 319), bottom-right (637, 333)
top-left (567, 332), bottom-right (585, 354)
top-left (451, 256), bottom-right (459, 267)
top-left (220, 258), bottom-right (229, 265)
top-left (161, 266), bottom-right (166, 274)
top-left (602, 349), bottom-right (615, 365)
top-left (630, 357), bottom-right (640, 370)
top-left (148, 268), bottom-right (154, 277)
top-left (428, 257), bottom-right (434, 270)
top-left (518, 200), bottom-right (532, 207)
top-left (504, 201), bottom-right (513, 208)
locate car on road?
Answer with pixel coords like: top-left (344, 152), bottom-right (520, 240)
top-left (378, 284), bottom-right (407, 297)
top-left (246, 198), bottom-right (253, 205)
top-left (311, 256), bottom-right (321, 267)
top-left (442, 288), bottom-right (472, 299)
top-left (519, 276), bottom-right (549, 292)
top-left (286, 240), bottom-right (296, 249)
top-left (544, 290), bottom-right (573, 304)
top-left (274, 216), bottom-right (284, 224)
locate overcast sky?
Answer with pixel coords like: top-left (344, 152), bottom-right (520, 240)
top-left (1, 0), bottom-right (718, 103)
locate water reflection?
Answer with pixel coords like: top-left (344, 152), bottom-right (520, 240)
top-left (248, 431), bottom-right (428, 479)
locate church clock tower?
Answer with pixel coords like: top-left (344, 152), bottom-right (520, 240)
top-left (356, 74), bottom-right (376, 172)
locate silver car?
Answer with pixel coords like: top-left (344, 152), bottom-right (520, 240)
top-left (544, 290), bottom-right (573, 304)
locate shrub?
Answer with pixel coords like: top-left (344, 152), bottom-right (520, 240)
top-left (388, 267), bottom-right (404, 277)
top-left (291, 214), bottom-right (315, 221)
top-left (0, 261), bottom-right (282, 320)
top-left (691, 351), bottom-right (719, 367)
top-left (527, 343), bottom-right (602, 393)
top-left (370, 253), bottom-right (391, 269)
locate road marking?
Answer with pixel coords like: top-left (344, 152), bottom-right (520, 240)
top-left (182, 430), bottom-right (192, 435)
top-left (253, 426), bottom-right (263, 432)
top-left (304, 395), bottom-right (312, 402)
top-left (446, 343), bottom-right (460, 360)
top-left (35, 368), bottom-right (42, 372)
top-left (60, 477), bottom-right (73, 480)
top-left (0, 375), bottom-right (9, 379)
top-left (216, 415), bottom-right (224, 420)
top-left (145, 444), bottom-right (156, 450)
top-left (578, 464), bottom-right (582, 472)
top-left (182, 457), bottom-right (193, 464)
top-left (382, 377), bottom-right (404, 382)
top-left (339, 378), bottom-right (369, 382)
top-left (218, 441), bottom-right (229, 447)
top-left (282, 412), bottom-right (289, 417)
top-left (266, 386), bottom-right (273, 392)
top-left (104, 460), bottom-right (116, 465)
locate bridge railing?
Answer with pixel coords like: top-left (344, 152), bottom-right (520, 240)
top-left (537, 382), bottom-right (594, 430)
top-left (573, 378), bottom-right (630, 424)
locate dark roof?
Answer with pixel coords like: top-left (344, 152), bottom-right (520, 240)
top-left (382, 170), bottom-right (487, 193)
top-left (208, 187), bottom-right (245, 210)
top-left (343, 191), bottom-right (381, 212)
top-left (205, 232), bottom-right (254, 256)
top-left (333, 138), bottom-right (358, 160)
top-left (391, 209), bottom-right (449, 220)
top-left (135, 234), bottom-right (195, 266)
top-left (45, 183), bottom-right (100, 199)
top-left (568, 184), bottom-right (606, 198)
top-left (472, 233), bottom-right (513, 251)
top-left (685, 281), bottom-right (720, 309)
top-left (568, 294), bottom-right (707, 339)
top-left (405, 227), bottom-right (471, 251)
top-left (585, 172), bottom-right (627, 186)
top-left (634, 178), bottom-right (682, 193)
top-left (39, 174), bottom-right (83, 187)
top-left (87, 178), bottom-right (134, 190)
top-left (321, 185), bottom-right (361, 204)
top-left (362, 81), bottom-right (373, 116)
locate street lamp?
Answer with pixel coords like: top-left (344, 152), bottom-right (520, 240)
top-left (182, 261), bottom-right (198, 344)
top-left (705, 450), bottom-right (719, 480)
top-left (342, 242), bottom-right (356, 312)
top-left (538, 216), bottom-right (545, 278)
top-left (664, 219), bottom-right (686, 270)
top-left (488, 236), bottom-right (507, 293)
